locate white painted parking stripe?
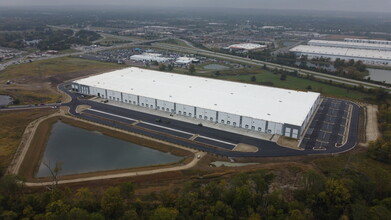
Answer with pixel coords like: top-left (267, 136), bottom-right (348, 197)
top-left (89, 109), bottom-right (192, 135)
top-left (140, 121), bottom-right (194, 136)
top-left (88, 108), bottom-right (237, 147)
top-left (88, 109), bottom-right (137, 121)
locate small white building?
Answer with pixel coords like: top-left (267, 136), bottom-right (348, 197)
top-left (130, 53), bottom-right (173, 63)
top-left (227, 43), bottom-right (267, 51)
top-left (72, 67), bottom-right (321, 139)
top-left (175, 57), bottom-right (200, 65)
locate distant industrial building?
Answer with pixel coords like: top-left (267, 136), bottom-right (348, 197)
top-left (344, 38), bottom-right (391, 45)
top-left (308, 40), bottom-right (391, 51)
top-left (130, 53), bottom-right (173, 63)
top-left (226, 43), bottom-right (267, 51)
top-left (72, 67), bottom-right (321, 139)
top-left (175, 57), bottom-right (200, 65)
top-left (290, 39), bottom-right (391, 66)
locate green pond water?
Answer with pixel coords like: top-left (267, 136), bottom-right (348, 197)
top-left (36, 121), bottom-right (183, 177)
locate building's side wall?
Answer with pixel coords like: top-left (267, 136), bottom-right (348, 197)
top-left (196, 107), bottom-right (217, 122)
top-left (123, 93), bottom-right (138, 105)
top-left (218, 112), bottom-right (241, 127)
top-left (72, 82), bottom-right (319, 139)
top-left (156, 99), bottom-right (175, 112)
top-left (176, 104), bottom-right (195, 118)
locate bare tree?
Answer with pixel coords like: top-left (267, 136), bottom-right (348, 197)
top-left (42, 160), bottom-right (63, 189)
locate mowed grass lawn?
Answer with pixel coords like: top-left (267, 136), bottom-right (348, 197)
top-left (0, 109), bottom-right (56, 172)
top-left (218, 70), bottom-right (374, 101)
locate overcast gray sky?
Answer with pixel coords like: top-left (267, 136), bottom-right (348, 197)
top-left (0, 0), bottom-right (390, 13)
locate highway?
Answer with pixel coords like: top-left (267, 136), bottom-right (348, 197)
top-left (151, 42), bottom-right (390, 91)
top-left (59, 83), bottom-right (360, 158)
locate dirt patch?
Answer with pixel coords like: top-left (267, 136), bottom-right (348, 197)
top-left (365, 105), bottom-right (379, 144)
top-left (18, 115), bottom-right (194, 182)
top-left (277, 136), bottom-right (302, 150)
top-left (233, 143), bottom-right (258, 152)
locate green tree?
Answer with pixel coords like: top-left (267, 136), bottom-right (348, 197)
top-left (251, 76), bottom-right (257, 82)
top-left (0, 210), bottom-right (17, 220)
top-left (280, 73), bottom-right (287, 80)
top-left (74, 187), bottom-right (97, 211)
top-left (159, 63), bottom-right (166, 71)
top-left (45, 200), bottom-right (70, 220)
top-left (315, 179), bottom-right (351, 219)
top-left (68, 207), bottom-right (89, 220)
top-left (167, 64), bottom-right (174, 71)
top-left (189, 64), bottom-right (196, 74)
top-left (150, 207), bottom-right (179, 220)
top-left (120, 182), bottom-right (135, 201)
top-left (101, 187), bottom-right (125, 218)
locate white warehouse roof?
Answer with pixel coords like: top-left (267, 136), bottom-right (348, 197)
top-left (74, 67), bottom-right (320, 126)
top-left (290, 45), bottom-right (391, 61)
top-left (175, 57), bottom-right (199, 64)
top-left (308, 40), bottom-right (391, 51)
top-left (228, 43), bottom-right (267, 50)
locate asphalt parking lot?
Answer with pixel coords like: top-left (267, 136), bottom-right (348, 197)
top-left (300, 97), bottom-right (351, 150)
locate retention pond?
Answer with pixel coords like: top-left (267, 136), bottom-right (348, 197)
top-left (0, 95), bottom-right (13, 106)
top-left (36, 121), bottom-right (183, 177)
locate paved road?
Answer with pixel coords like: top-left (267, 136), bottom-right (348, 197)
top-left (24, 151), bottom-right (206, 187)
top-left (59, 83), bottom-right (360, 157)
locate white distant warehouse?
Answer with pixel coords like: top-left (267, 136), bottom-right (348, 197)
top-left (72, 67), bottom-right (321, 139)
top-left (345, 38), bottom-right (391, 45)
top-left (227, 43), bottom-right (267, 51)
top-left (308, 40), bottom-right (391, 51)
top-left (175, 57), bottom-right (200, 65)
top-left (290, 40), bottom-right (391, 66)
top-left (130, 53), bottom-right (173, 63)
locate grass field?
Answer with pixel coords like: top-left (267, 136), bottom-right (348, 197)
top-left (0, 109), bottom-right (56, 173)
top-left (0, 56), bottom-right (122, 81)
top-left (0, 57), bottom-right (123, 104)
top-left (219, 71), bottom-right (374, 100)
top-left (185, 67), bottom-right (375, 101)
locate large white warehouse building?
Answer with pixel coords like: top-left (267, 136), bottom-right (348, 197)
top-left (72, 67), bottom-right (321, 139)
top-left (290, 45), bottom-right (391, 66)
